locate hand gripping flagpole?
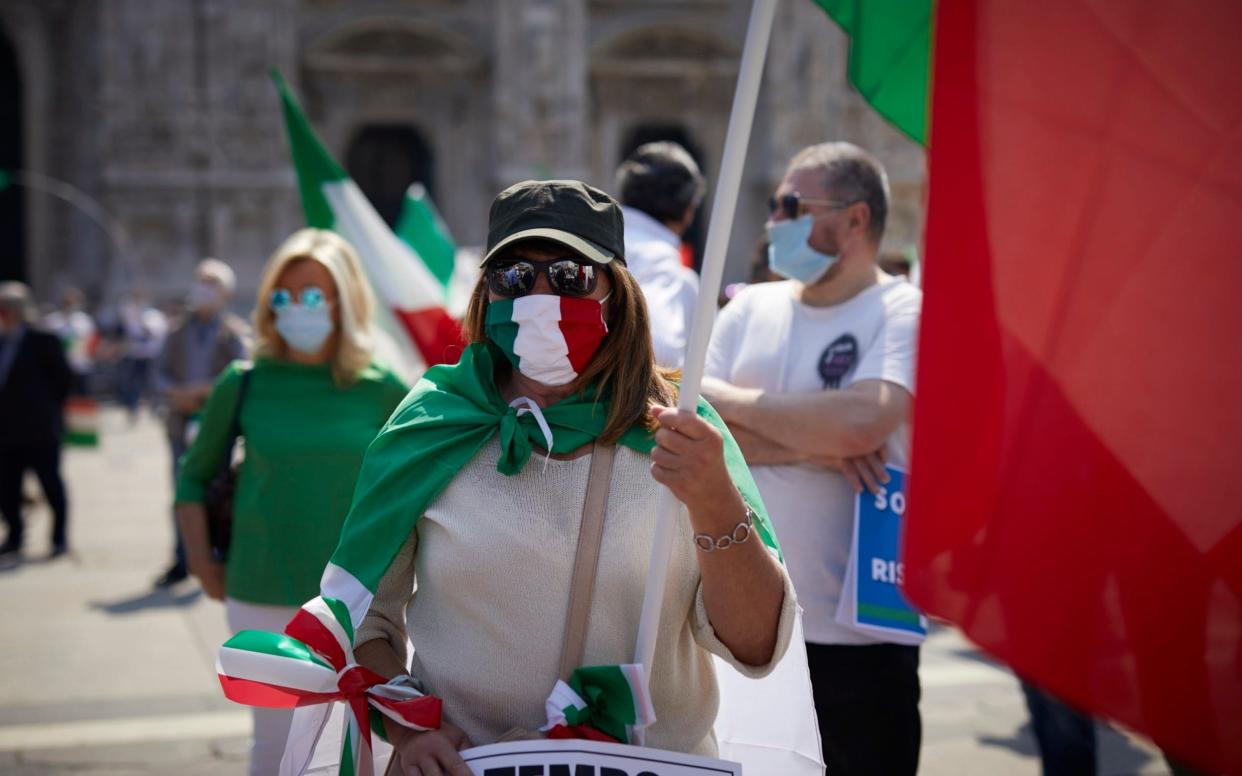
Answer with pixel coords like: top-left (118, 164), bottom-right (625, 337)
top-left (631, 0), bottom-right (780, 733)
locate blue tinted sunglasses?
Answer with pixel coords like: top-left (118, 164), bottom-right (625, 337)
top-left (270, 286), bottom-right (327, 311)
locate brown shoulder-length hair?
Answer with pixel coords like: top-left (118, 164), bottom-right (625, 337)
top-left (463, 255), bottom-right (678, 444)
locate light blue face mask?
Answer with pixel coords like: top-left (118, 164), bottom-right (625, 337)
top-left (274, 304), bottom-right (334, 354)
top-left (767, 214), bottom-right (839, 284)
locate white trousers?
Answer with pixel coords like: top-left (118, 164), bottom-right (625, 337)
top-left (225, 599), bottom-right (393, 775)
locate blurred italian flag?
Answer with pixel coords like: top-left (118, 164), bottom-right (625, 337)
top-left (818, 0), bottom-right (1242, 771)
top-left (272, 71), bottom-right (467, 381)
top-left (64, 398), bottom-right (99, 448)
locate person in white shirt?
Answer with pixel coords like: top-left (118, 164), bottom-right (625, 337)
top-left (615, 141), bottom-right (704, 368)
top-left (43, 287), bottom-right (97, 395)
top-left (703, 142), bottom-right (923, 776)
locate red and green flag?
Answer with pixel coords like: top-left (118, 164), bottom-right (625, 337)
top-left (816, 1), bottom-right (1242, 771)
top-left (395, 183), bottom-right (456, 292)
top-left (272, 71), bottom-right (463, 377)
top-left (813, 0), bottom-right (931, 144)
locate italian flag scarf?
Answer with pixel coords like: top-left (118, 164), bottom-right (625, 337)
top-left (326, 340), bottom-right (779, 617)
top-left (218, 341), bottom-right (780, 773)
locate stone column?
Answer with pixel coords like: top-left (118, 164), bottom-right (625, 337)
top-left (763, 0), bottom-right (835, 186)
top-left (763, 0), bottom-right (926, 255)
top-left (96, 0), bottom-right (300, 304)
top-left (0, 1), bottom-right (102, 301)
top-left (492, 0), bottom-right (590, 187)
top-left (96, 0), bottom-right (200, 301)
top-left (197, 0), bottom-right (301, 302)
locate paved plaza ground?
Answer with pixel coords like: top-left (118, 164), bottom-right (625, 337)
top-left (0, 407), bottom-right (1168, 774)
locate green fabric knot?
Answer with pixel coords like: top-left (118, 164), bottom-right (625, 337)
top-left (567, 665), bottom-right (637, 743)
top-left (496, 407), bottom-right (533, 475)
top-left (327, 341), bottom-right (781, 596)
top-left (583, 683), bottom-right (610, 717)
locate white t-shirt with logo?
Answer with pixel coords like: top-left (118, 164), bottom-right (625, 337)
top-left (706, 277), bottom-right (922, 645)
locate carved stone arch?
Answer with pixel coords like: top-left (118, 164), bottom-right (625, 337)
top-left (300, 17), bottom-right (491, 245)
top-left (345, 124), bottom-right (435, 228)
top-left (305, 17), bottom-right (485, 75)
top-left (589, 24), bottom-right (739, 196)
top-left (0, 4), bottom-right (51, 290)
top-left (0, 20), bottom-right (23, 283)
top-left (591, 24), bottom-right (738, 78)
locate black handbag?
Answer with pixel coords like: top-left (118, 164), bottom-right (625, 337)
top-left (204, 367), bottom-right (252, 561)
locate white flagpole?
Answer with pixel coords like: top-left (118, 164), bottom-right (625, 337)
top-left (632, 0), bottom-right (781, 695)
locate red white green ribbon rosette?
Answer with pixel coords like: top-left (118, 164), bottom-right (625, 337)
top-left (541, 664), bottom-right (656, 744)
top-left (216, 596), bottom-right (442, 775)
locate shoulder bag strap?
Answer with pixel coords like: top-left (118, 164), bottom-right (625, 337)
top-left (556, 441), bottom-right (617, 681)
top-left (223, 366), bottom-right (253, 459)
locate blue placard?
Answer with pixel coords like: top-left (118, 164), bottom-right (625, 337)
top-left (855, 466), bottom-right (926, 636)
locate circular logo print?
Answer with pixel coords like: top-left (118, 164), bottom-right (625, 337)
top-left (818, 334), bottom-right (858, 389)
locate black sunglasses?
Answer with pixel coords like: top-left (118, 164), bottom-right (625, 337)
top-left (767, 192), bottom-right (855, 220)
top-left (486, 256), bottom-right (602, 298)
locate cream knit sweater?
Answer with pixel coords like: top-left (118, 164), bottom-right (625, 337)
top-left (355, 437), bottom-right (797, 755)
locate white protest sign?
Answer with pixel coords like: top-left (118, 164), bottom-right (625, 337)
top-left (459, 739), bottom-right (742, 776)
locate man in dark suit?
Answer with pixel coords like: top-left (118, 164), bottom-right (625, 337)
top-left (0, 282), bottom-right (73, 557)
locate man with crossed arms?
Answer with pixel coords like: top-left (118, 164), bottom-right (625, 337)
top-left (704, 141), bottom-right (923, 776)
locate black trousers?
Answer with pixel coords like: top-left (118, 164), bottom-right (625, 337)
top-left (807, 642), bottom-right (922, 776)
top-left (0, 443), bottom-right (69, 548)
top-left (1020, 680), bottom-right (1097, 775)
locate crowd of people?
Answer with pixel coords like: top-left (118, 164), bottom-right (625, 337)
top-left (0, 139), bottom-right (1121, 776)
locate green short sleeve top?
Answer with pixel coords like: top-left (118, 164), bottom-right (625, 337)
top-left (175, 358), bottom-right (409, 606)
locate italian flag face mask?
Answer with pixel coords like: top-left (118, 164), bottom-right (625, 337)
top-left (485, 294), bottom-right (610, 386)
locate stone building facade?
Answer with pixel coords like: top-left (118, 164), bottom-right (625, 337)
top-left (0, 0), bottom-right (924, 309)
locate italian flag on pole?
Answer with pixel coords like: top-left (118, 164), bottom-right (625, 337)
top-left (395, 182), bottom-right (456, 293)
top-left (272, 71), bottom-right (464, 378)
top-left (817, 0), bottom-right (1242, 771)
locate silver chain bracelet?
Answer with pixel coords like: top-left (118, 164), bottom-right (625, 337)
top-left (693, 506), bottom-right (755, 552)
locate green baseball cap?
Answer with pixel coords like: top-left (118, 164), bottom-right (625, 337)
top-left (482, 179), bottom-right (626, 266)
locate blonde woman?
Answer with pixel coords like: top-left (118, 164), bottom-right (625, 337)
top-left (176, 228), bottom-right (409, 774)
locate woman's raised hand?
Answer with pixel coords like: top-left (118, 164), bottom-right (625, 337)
top-left (649, 405), bottom-right (735, 515)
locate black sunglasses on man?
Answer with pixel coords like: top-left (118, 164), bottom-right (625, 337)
top-left (767, 192), bottom-right (857, 220)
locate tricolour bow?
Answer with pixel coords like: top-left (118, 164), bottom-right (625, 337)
top-left (217, 596), bottom-right (441, 775)
top-left (541, 663), bottom-right (656, 744)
